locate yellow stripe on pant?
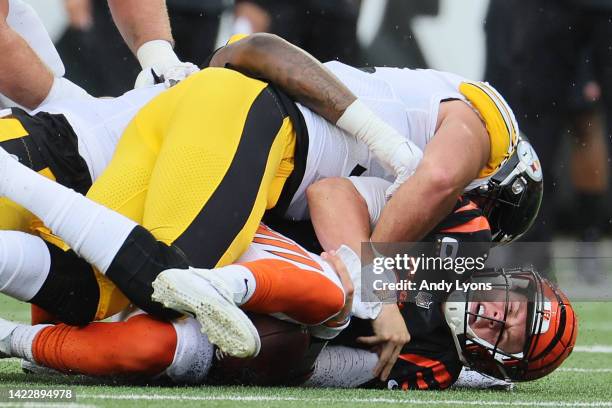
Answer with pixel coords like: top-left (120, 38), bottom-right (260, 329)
top-left (86, 68), bottom-right (296, 319)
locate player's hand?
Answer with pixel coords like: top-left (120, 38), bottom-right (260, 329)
top-left (357, 303), bottom-right (410, 381)
top-left (321, 250), bottom-right (354, 328)
top-left (384, 142), bottom-right (420, 199)
top-left (135, 62), bottom-right (199, 88)
top-left (135, 40), bottom-right (199, 88)
top-left (385, 167), bottom-right (410, 200)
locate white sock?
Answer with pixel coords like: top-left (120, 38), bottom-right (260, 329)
top-left (8, 324), bottom-right (50, 362)
top-left (207, 265), bottom-right (257, 306)
top-left (0, 231), bottom-right (50, 301)
top-left (0, 154), bottom-right (137, 273)
top-left (165, 318), bottom-right (214, 384)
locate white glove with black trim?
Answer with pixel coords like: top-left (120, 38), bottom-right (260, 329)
top-left (134, 40), bottom-right (199, 88)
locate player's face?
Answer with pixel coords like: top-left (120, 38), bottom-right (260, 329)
top-left (468, 290), bottom-right (528, 354)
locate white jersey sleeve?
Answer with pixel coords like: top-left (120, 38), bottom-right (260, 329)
top-left (34, 85), bottom-right (165, 182)
top-left (348, 176), bottom-right (392, 226)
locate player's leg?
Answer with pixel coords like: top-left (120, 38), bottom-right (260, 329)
top-left (83, 79), bottom-right (186, 224)
top-left (0, 70), bottom-right (296, 319)
top-left (153, 224), bottom-right (351, 346)
top-left (0, 313), bottom-right (213, 384)
top-left (0, 231), bottom-right (50, 305)
top-left (155, 259), bottom-right (344, 326)
top-left (140, 68), bottom-right (296, 268)
top-left (0, 111), bottom-right (86, 231)
top-left (0, 147), bottom-right (275, 355)
top-left (0, 229), bottom-right (118, 325)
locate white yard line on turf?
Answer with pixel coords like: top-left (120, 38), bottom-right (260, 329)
top-left (574, 345), bottom-right (612, 353)
top-left (78, 394), bottom-right (612, 407)
top-left (0, 404), bottom-right (94, 408)
top-left (560, 368), bottom-right (612, 373)
top-left (582, 323), bottom-right (612, 332)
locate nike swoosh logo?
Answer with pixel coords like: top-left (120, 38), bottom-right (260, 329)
top-left (241, 278), bottom-right (249, 303)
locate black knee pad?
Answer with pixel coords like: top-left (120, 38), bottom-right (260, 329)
top-left (30, 243), bottom-right (99, 326)
top-left (106, 226), bottom-right (187, 319)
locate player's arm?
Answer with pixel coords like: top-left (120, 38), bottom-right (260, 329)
top-left (307, 177), bottom-right (372, 253)
top-left (366, 351), bottom-right (462, 390)
top-left (209, 33), bottom-right (423, 179)
top-left (210, 33), bottom-right (353, 123)
top-left (106, 0), bottom-right (173, 54)
top-left (107, 0), bottom-right (198, 87)
top-left (307, 177), bottom-right (410, 382)
top-left (371, 101), bottom-right (490, 244)
top-left (0, 0), bottom-right (53, 109)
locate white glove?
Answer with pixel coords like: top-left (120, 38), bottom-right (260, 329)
top-left (384, 141), bottom-right (422, 199)
top-left (336, 99), bottom-right (423, 198)
top-left (134, 40), bottom-right (199, 88)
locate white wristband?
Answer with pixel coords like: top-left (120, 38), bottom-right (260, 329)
top-left (136, 40), bottom-right (180, 70)
top-left (336, 99), bottom-right (379, 138)
top-left (336, 99), bottom-right (422, 176)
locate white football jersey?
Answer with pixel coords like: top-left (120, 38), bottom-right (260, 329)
top-left (286, 61), bottom-right (508, 220)
top-left (33, 85), bottom-right (165, 182)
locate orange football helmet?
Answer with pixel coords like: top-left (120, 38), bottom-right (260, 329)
top-left (444, 266), bottom-right (577, 381)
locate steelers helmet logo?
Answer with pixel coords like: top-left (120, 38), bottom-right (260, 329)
top-left (517, 141), bottom-right (542, 182)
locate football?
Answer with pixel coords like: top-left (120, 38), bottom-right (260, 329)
top-left (208, 314), bottom-right (322, 386)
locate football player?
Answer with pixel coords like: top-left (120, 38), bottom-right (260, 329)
top-left (0, 190), bottom-right (485, 385)
top-left (0, 225), bottom-right (360, 379)
top-left (302, 144), bottom-right (572, 389)
top-left (0, 143), bottom-right (544, 383)
top-left (307, 265), bottom-right (577, 389)
top-left (0, 194), bottom-right (572, 389)
top-left (0, 32), bottom-right (416, 326)
top-left (0, 33), bottom-right (519, 374)
top-left (0, 267), bottom-right (575, 389)
top-left (300, 135), bottom-right (543, 380)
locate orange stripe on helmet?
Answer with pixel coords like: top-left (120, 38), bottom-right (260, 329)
top-left (440, 216), bottom-right (490, 234)
top-left (455, 201), bottom-right (479, 213)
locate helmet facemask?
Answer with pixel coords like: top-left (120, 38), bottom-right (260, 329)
top-left (468, 138), bottom-right (543, 245)
top-left (444, 266), bottom-right (575, 382)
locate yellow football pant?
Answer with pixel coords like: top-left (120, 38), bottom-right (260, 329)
top-left (88, 68), bottom-right (296, 319)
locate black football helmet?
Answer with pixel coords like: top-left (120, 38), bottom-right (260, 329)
top-left (467, 136), bottom-right (543, 245)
